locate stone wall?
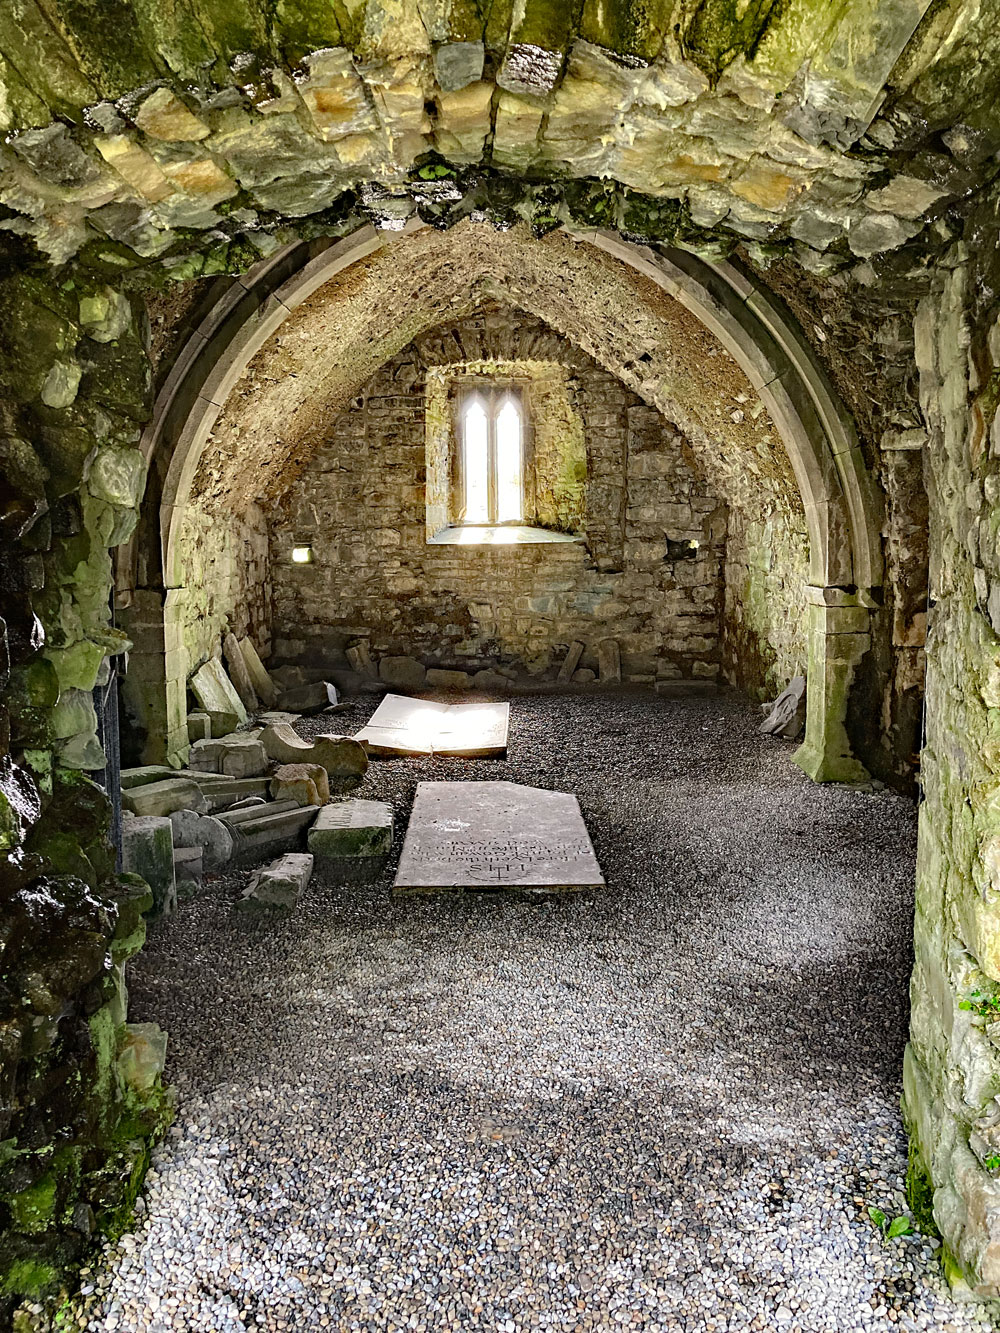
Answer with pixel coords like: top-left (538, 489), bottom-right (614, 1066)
top-left (270, 312), bottom-right (731, 682)
top-left (175, 500), bottom-right (272, 678)
top-left (903, 208), bottom-right (1000, 1297)
top-left (0, 267), bottom-right (168, 1317)
top-left (722, 509), bottom-right (810, 699)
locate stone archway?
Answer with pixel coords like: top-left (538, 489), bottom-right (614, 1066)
top-left (122, 220), bottom-right (882, 781)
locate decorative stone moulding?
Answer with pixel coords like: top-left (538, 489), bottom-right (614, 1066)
top-left (129, 218), bottom-right (881, 784)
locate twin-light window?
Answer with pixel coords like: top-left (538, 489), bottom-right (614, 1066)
top-left (458, 389), bottom-right (524, 525)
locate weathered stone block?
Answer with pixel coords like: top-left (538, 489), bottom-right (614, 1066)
top-left (223, 632), bottom-right (259, 713)
top-left (379, 655), bottom-right (427, 690)
top-left (187, 712), bottom-right (211, 742)
top-left (239, 853), bottom-right (314, 912)
top-left (123, 777), bottom-right (207, 818)
top-left (557, 641), bottom-right (585, 683)
top-left (277, 681), bottom-right (339, 713)
top-left (426, 668), bottom-right (472, 691)
top-left (222, 804), bottom-right (320, 863)
top-left (121, 765), bottom-right (176, 790)
top-left (239, 637), bottom-right (279, 707)
top-left (168, 808), bottom-right (202, 846)
top-left (270, 762), bottom-right (331, 806)
top-left (260, 723), bottom-right (368, 781)
top-left (598, 639), bottom-right (621, 684)
top-left (121, 815), bottom-right (176, 916)
top-left (308, 799), bottom-right (394, 860)
top-left (189, 658), bottom-right (247, 728)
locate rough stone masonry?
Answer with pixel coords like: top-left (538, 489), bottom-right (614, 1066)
top-left (1, 0), bottom-right (1000, 1322)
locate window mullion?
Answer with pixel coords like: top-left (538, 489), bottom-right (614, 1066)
top-left (488, 390), bottom-right (498, 524)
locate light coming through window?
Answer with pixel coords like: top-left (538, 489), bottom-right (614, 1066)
top-left (460, 389), bottom-right (524, 525)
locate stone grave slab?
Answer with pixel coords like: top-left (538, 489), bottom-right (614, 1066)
top-left (355, 695), bottom-right (509, 757)
top-left (394, 781), bottom-right (604, 894)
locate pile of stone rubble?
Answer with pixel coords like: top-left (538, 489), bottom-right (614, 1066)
top-left (122, 642), bottom-right (397, 917)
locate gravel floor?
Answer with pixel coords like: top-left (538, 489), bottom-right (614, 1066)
top-left (50, 692), bottom-right (999, 1332)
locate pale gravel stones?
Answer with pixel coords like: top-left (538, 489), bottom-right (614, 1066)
top-left (50, 695), bottom-right (995, 1333)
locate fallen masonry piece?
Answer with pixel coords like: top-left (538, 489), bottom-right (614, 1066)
top-left (189, 776), bottom-right (271, 811)
top-left (189, 657), bottom-right (248, 728)
top-left (239, 853), bottom-right (314, 912)
top-left (309, 799), bottom-right (394, 859)
top-left (759, 675), bottom-right (807, 740)
top-left (355, 695), bottom-right (509, 757)
top-left (220, 803), bottom-right (320, 863)
top-left (271, 762), bottom-right (331, 806)
top-left (278, 681), bottom-right (339, 714)
top-left (394, 781), bottom-right (604, 895)
top-left (123, 777), bottom-right (207, 818)
top-left (260, 723), bottom-right (368, 781)
top-left (121, 815), bottom-right (176, 917)
top-left (239, 637), bottom-right (279, 707)
top-left (121, 765), bottom-right (176, 789)
top-left (188, 734), bottom-right (268, 777)
top-left (309, 799), bottom-right (394, 882)
top-left (223, 632), bottom-right (259, 713)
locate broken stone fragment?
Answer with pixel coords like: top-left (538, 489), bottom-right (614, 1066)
top-left (168, 808), bottom-right (202, 846)
top-left (426, 668), bottom-right (472, 691)
top-left (192, 777), bottom-right (271, 811)
top-left (277, 681), bottom-right (339, 714)
top-left (123, 777), bottom-right (207, 818)
top-left (557, 641), bottom-right (585, 683)
top-left (257, 711), bottom-right (302, 727)
top-left (346, 641), bottom-right (377, 677)
top-left (187, 712), bottom-right (211, 742)
top-left (270, 762), bottom-right (331, 807)
top-left (189, 734), bottom-right (268, 778)
top-left (597, 639), bottom-right (621, 685)
top-left (206, 709), bottom-right (241, 737)
top-left (220, 738), bottom-right (269, 777)
top-left (223, 632), bottom-right (259, 713)
top-left (260, 723), bottom-right (368, 782)
top-left (121, 815), bottom-right (176, 917)
top-left (308, 798), bottom-right (394, 864)
top-left (239, 853), bottom-right (314, 912)
top-left (121, 765), bottom-right (176, 790)
top-left (759, 676), bottom-right (807, 739)
top-left (221, 803), bottom-right (320, 863)
top-left (379, 655), bottom-right (427, 691)
top-left (473, 669), bottom-right (509, 691)
top-left (197, 816), bottom-right (235, 872)
top-left (238, 637), bottom-right (278, 707)
top-left (189, 658), bottom-right (248, 728)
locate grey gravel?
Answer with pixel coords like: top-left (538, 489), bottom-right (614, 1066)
top-left (44, 692), bottom-right (998, 1332)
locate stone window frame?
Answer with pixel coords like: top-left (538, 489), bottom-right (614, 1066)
top-left (451, 378), bottom-right (534, 528)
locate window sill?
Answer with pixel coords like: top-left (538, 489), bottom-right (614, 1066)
top-left (428, 525), bottom-right (581, 547)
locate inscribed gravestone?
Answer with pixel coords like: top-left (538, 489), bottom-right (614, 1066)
top-left (394, 781), bottom-right (604, 893)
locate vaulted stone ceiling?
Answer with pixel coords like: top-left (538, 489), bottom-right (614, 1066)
top-left (181, 223), bottom-right (798, 524)
top-left (1, 0), bottom-right (998, 270)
